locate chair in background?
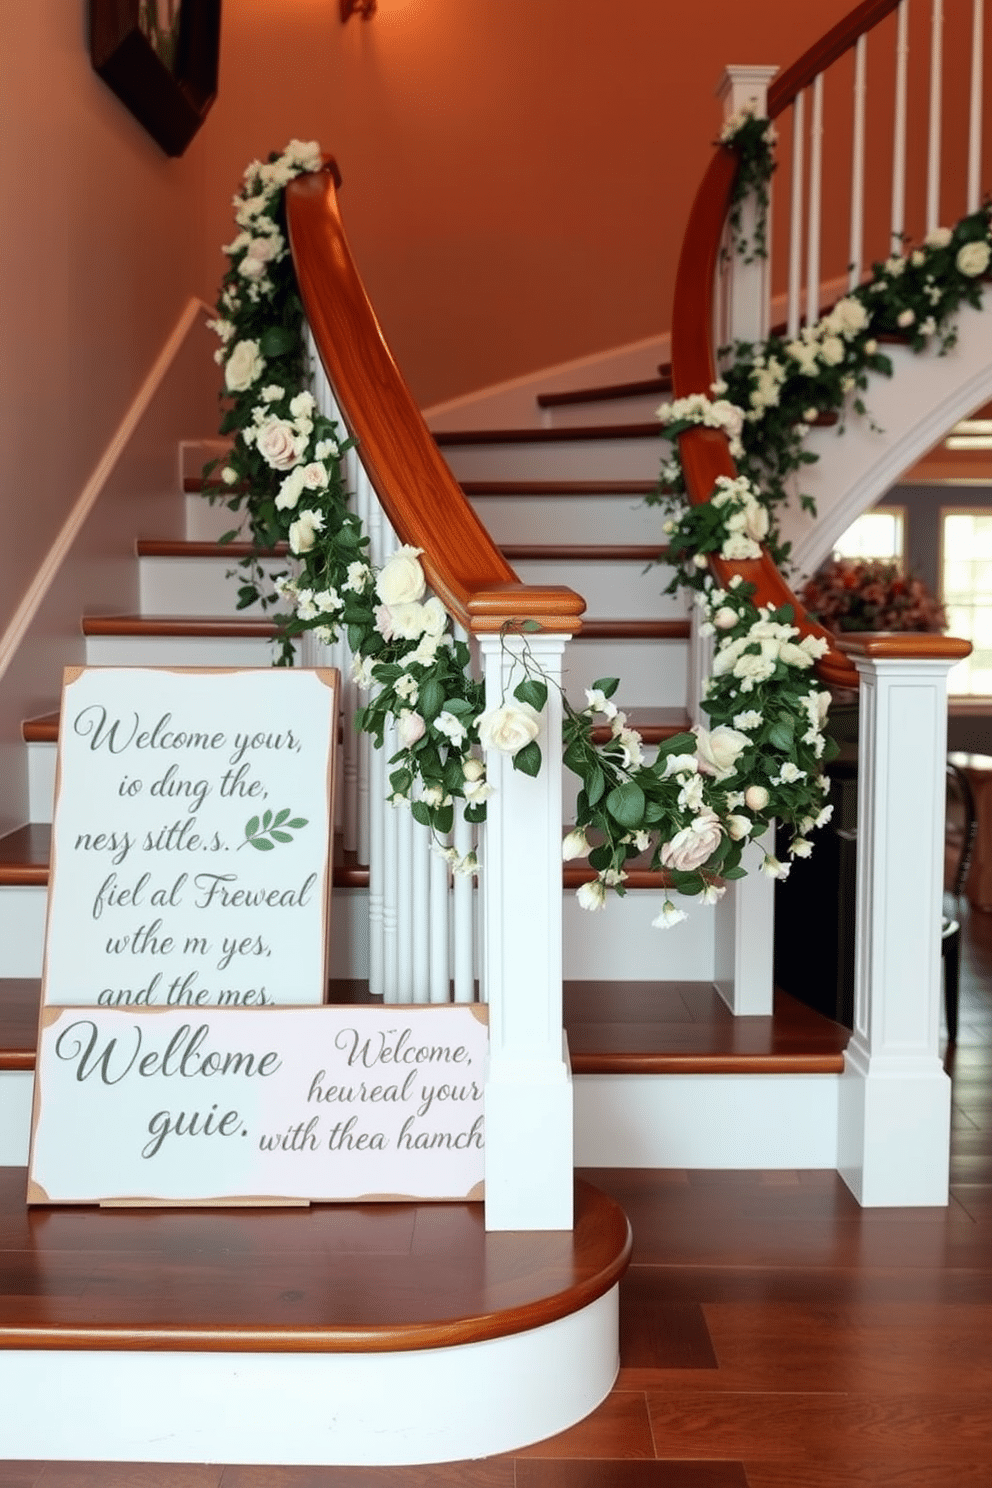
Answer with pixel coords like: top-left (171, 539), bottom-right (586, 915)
top-left (943, 761), bottom-right (979, 1042)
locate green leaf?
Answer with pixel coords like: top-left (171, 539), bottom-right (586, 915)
top-left (245, 816), bottom-right (260, 839)
top-left (270, 829), bottom-right (293, 843)
top-left (249, 836), bottom-right (275, 851)
top-left (768, 721), bottom-right (794, 752)
top-left (586, 765), bottom-right (606, 806)
top-left (591, 677), bottom-right (620, 699)
top-left (410, 800), bottom-right (431, 827)
top-left (513, 678), bottom-right (547, 712)
top-left (259, 325), bottom-right (297, 357)
top-left (722, 865), bottom-right (748, 880)
top-left (605, 780), bottom-right (646, 829)
top-left (419, 678), bottom-right (445, 721)
top-left (513, 741), bottom-right (542, 777)
top-left (272, 808), bottom-right (290, 827)
top-left (286, 817), bottom-right (308, 829)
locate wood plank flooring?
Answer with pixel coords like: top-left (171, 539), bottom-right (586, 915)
top-left (3, 908), bottom-right (991, 1485)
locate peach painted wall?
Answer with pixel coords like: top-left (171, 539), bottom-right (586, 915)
top-left (0, 0), bottom-right (858, 663)
top-left (200, 0), bottom-right (856, 410)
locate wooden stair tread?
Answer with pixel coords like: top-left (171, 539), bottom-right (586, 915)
top-left (563, 981), bottom-right (849, 1075)
top-left (576, 619), bottom-right (689, 640)
top-left (137, 539), bottom-right (289, 559)
top-left (536, 374), bottom-right (673, 409)
top-left (82, 615), bottom-right (280, 638)
top-left (589, 706), bottom-right (690, 744)
top-left (0, 979), bottom-right (848, 1077)
top-left (460, 480), bottom-right (659, 496)
top-left (434, 423), bottom-right (664, 447)
top-left (0, 824), bottom-right (368, 891)
top-left (0, 1167), bottom-right (630, 1354)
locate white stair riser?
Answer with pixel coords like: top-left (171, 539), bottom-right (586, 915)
top-left (512, 559), bottom-right (686, 621)
top-left (84, 634), bottom-right (284, 667)
top-left (542, 394), bottom-right (667, 427)
top-left (185, 491), bottom-right (243, 541)
top-left (0, 1066), bottom-right (840, 1170)
top-left (470, 494), bottom-right (664, 545)
top-left (27, 742), bottom-right (56, 825)
top-left (442, 437), bottom-right (665, 483)
top-left (563, 637), bottom-right (688, 710)
top-left (139, 556), bottom-right (291, 617)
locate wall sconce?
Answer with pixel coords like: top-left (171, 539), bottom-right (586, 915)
top-left (340, 0), bottom-right (376, 19)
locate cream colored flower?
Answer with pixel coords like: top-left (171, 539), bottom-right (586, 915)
top-left (694, 724), bottom-right (749, 781)
top-left (288, 509), bottom-right (325, 555)
top-left (660, 809), bottom-right (722, 873)
top-left (576, 879), bottom-right (607, 912)
top-left (957, 240), bottom-right (991, 277)
top-left (376, 546), bottom-right (426, 606)
top-left (224, 339), bottom-right (265, 392)
top-left (478, 702), bottom-right (541, 756)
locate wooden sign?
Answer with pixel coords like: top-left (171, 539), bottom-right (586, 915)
top-left (42, 668), bottom-right (338, 1010)
top-left (27, 1004), bottom-right (487, 1205)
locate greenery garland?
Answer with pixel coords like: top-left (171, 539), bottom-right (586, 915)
top-left (204, 140), bottom-right (863, 931)
top-left (653, 112), bottom-right (992, 587)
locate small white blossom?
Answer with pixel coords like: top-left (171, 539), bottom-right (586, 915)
top-left (652, 898), bottom-right (688, 929)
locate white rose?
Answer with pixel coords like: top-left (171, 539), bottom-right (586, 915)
top-left (896, 307), bottom-right (915, 327)
top-left (420, 596), bottom-right (448, 638)
top-left (463, 758), bottom-right (485, 782)
top-left (275, 466), bottom-right (306, 511)
top-left (478, 702), bottom-right (541, 756)
top-left (694, 724), bottom-right (750, 781)
top-left (761, 853), bottom-right (791, 880)
top-left (376, 546), bottom-right (426, 606)
top-left (396, 710), bottom-right (426, 748)
top-left (434, 711), bottom-right (468, 747)
top-left (925, 226), bottom-right (953, 249)
top-left (660, 809), bottom-right (722, 874)
top-left (745, 784), bottom-right (770, 811)
top-left (726, 814), bottom-right (753, 840)
top-left (288, 509), bottom-right (325, 555)
top-left (713, 606), bottom-right (738, 630)
top-left (562, 828), bottom-right (590, 861)
top-left (819, 335), bottom-right (845, 366)
top-left (224, 339), bottom-right (265, 392)
top-left (374, 602), bottom-right (423, 642)
top-left (732, 652), bottom-right (777, 688)
top-left (652, 898), bottom-right (688, 929)
top-left (791, 838), bottom-right (813, 858)
top-left (576, 879), bottom-right (607, 911)
top-left (289, 391), bottom-right (316, 420)
top-left (256, 417), bottom-right (305, 471)
top-left (956, 241), bottom-right (991, 277)
top-left (220, 466), bottom-right (238, 486)
top-left (344, 561), bottom-right (371, 594)
top-left (722, 533), bottom-right (763, 561)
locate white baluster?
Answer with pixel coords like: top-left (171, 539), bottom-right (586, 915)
top-left (410, 815), bottom-right (431, 1003)
top-left (787, 89), bottom-right (806, 338)
top-left (395, 790), bottom-right (414, 1001)
top-left (382, 720), bottom-right (400, 1002)
top-left (967, 0), bottom-right (984, 213)
top-left (479, 631), bottom-right (571, 1231)
top-left (892, 0), bottom-right (910, 247)
top-left (849, 34), bottom-right (868, 289)
top-left (368, 712), bottom-right (385, 999)
top-left (927, 0), bottom-right (944, 233)
top-left (805, 72), bottom-right (824, 324)
top-left (452, 802), bottom-right (475, 1003)
top-left (429, 838), bottom-right (451, 1004)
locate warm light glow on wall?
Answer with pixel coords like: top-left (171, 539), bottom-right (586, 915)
top-left (340, 0), bottom-right (376, 20)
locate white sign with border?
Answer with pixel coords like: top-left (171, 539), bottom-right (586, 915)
top-left (27, 1004), bottom-right (487, 1205)
top-left (42, 667), bottom-right (338, 1010)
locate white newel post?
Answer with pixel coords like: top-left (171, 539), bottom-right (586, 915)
top-left (716, 65), bottom-right (778, 345)
top-left (837, 635), bottom-right (970, 1206)
top-left (478, 632), bottom-right (573, 1232)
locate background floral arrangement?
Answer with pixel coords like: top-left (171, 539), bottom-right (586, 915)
top-left (801, 557), bottom-right (947, 634)
top-left (205, 139), bottom-right (850, 930)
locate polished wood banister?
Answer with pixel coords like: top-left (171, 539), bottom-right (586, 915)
top-left (284, 166), bottom-right (585, 635)
top-left (670, 86), bottom-right (858, 686)
top-left (767, 0), bottom-right (903, 117)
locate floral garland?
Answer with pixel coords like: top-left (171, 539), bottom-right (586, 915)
top-left (205, 141), bottom-right (846, 931)
top-left (653, 114), bottom-right (992, 589)
top-left (801, 557), bottom-right (946, 635)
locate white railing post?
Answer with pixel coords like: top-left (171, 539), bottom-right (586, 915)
top-left (836, 636), bottom-right (968, 1206)
top-left (716, 65), bottom-right (778, 343)
top-left (478, 631), bottom-right (572, 1231)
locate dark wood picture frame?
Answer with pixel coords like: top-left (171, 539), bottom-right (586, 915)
top-left (90, 0), bottom-right (222, 157)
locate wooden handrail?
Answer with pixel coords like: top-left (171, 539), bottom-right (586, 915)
top-left (767, 0), bottom-right (902, 117)
top-left (670, 150), bottom-right (858, 687)
top-left (284, 165), bottom-right (585, 635)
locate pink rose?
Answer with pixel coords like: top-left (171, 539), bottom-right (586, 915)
top-left (397, 710), bottom-right (426, 748)
top-left (256, 418), bottom-right (303, 471)
top-left (660, 810), bottom-right (722, 873)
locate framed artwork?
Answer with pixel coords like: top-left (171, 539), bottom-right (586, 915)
top-left (90, 0), bottom-right (222, 157)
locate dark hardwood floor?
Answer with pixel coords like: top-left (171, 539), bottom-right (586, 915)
top-left (4, 908), bottom-right (991, 1486)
